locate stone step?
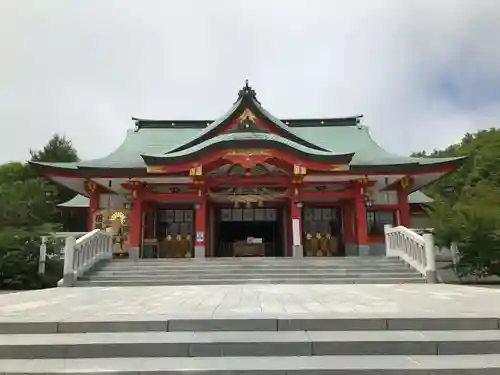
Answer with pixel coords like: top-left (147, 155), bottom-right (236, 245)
top-left (95, 265), bottom-right (416, 272)
top-left (84, 272), bottom-right (421, 281)
top-left (3, 354), bottom-right (500, 374)
top-left (98, 266), bottom-right (409, 272)
top-left (91, 268), bottom-right (419, 276)
top-left (103, 258), bottom-right (404, 265)
top-left (2, 317), bottom-right (497, 335)
top-left (3, 330), bottom-right (500, 359)
top-left (75, 277), bottom-right (426, 286)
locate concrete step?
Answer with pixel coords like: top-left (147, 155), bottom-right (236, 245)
top-left (3, 330), bottom-right (500, 359)
top-left (2, 317), bottom-right (497, 335)
top-left (75, 277), bottom-right (426, 286)
top-left (90, 269), bottom-right (419, 276)
top-left (3, 354), bottom-right (500, 374)
top-left (94, 266), bottom-right (417, 272)
top-left (83, 272), bottom-right (422, 281)
top-left (102, 258), bottom-right (405, 266)
top-left (96, 266), bottom-right (413, 273)
top-left (95, 267), bottom-right (416, 275)
top-left (112, 256), bottom-right (400, 261)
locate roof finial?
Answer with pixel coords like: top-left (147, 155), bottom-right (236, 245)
top-left (237, 79), bottom-right (258, 102)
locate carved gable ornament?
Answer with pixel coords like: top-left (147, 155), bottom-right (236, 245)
top-left (231, 108), bottom-right (264, 132)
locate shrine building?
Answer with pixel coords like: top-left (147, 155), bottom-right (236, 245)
top-left (31, 82), bottom-right (464, 259)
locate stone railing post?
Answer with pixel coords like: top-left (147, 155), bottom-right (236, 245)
top-left (423, 233), bottom-right (437, 283)
top-left (62, 236), bottom-right (76, 287)
top-left (38, 236), bottom-right (48, 275)
top-left (383, 224), bottom-right (393, 256)
top-left (450, 242), bottom-right (459, 266)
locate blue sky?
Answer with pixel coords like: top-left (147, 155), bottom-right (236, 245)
top-left (0, 0), bottom-right (499, 162)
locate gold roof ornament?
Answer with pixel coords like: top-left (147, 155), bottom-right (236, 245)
top-left (293, 164), bottom-right (307, 176)
top-left (189, 165), bottom-right (203, 176)
top-left (84, 180), bottom-right (98, 194)
top-left (147, 165), bottom-right (165, 174)
top-left (238, 108), bottom-right (258, 123)
top-left (400, 176), bottom-right (410, 189)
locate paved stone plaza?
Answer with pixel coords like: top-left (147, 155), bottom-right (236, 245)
top-left (1, 284), bottom-right (500, 322)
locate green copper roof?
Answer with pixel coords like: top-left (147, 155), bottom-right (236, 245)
top-left (142, 132), bottom-right (354, 164)
top-left (30, 123), bottom-right (464, 172)
top-left (29, 82), bottom-right (465, 174)
top-left (57, 194), bottom-right (89, 207)
top-left (408, 191), bottom-right (433, 204)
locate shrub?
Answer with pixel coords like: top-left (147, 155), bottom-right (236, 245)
top-left (0, 225), bottom-right (63, 290)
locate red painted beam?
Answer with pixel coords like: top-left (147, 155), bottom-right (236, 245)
top-left (298, 191), bottom-right (358, 200)
top-left (205, 176), bottom-right (291, 187)
top-left (148, 148), bottom-right (348, 174)
top-left (300, 180), bottom-right (376, 188)
top-left (39, 162), bottom-right (460, 180)
top-left (142, 192), bottom-right (200, 201)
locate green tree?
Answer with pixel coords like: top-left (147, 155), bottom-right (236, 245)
top-left (0, 134), bottom-right (79, 290)
top-left (0, 163), bottom-right (62, 290)
top-left (30, 134), bottom-right (79, 163)
top-left (415, 128), bottom-right (500, 277)
top-left (29, 134), bottom-right (80, 228)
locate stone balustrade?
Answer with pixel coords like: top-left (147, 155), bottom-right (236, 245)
top-left (58, 229), bottom-right (113, 287)
top-left (384, 224), bottom-right (437, 283)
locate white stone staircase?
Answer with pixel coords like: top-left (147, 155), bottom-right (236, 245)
top-left (76, 257), bottom-right (426, 286)
top-left (44, 224), bottom-right (437, 287)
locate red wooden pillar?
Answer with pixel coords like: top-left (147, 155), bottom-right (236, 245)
top-left (397, 188), bottom-right (411, 227)
top-left (342, 200), bottom-right (355, 244)
top-left (290, 200), bottom-right (303, 257)
top-left (195, 196), bottom-right (207, 258)
top-left (87, 194), bottom-right (99, 231)
top-left (128, 196), bottom-right (143, 260)
top-left (354, 192), bottom-right (369, 255)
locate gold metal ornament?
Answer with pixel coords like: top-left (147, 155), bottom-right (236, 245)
top-left (109, 211), bottom-right (127, 225)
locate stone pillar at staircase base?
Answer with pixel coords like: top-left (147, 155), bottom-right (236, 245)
top-left (59, 273), bottom-right (76, 287)
top-left (344, 244), bottom-right (371, 257)
top-left (128, 246), bottom-right (140, 261)
top-left (357, 245), bottom-right (371, 257)
top-left (292, 245), bottom-right (303, 257)
top-left (195, 246), bottom-right (205, 259)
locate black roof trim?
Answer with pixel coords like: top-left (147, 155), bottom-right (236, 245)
top-left (131, 116), bottom-right (363, 130)
top-left (131, 117), bottom-right (209, 129)
top-left (283, 116), bottom-right (362, 127)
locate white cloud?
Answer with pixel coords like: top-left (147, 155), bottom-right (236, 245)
top-left (0, 0), bottom-right (499, 162)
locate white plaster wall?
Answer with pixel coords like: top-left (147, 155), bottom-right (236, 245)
top-left (370, 190), bottom-right (398, 205)
top-left (99, 194), bottom-right (126, 210)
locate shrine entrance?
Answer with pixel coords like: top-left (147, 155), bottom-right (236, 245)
top-left (213, 206), bottom-right (285, 257)
top-left (302, 206), bottom-right (345, 257)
